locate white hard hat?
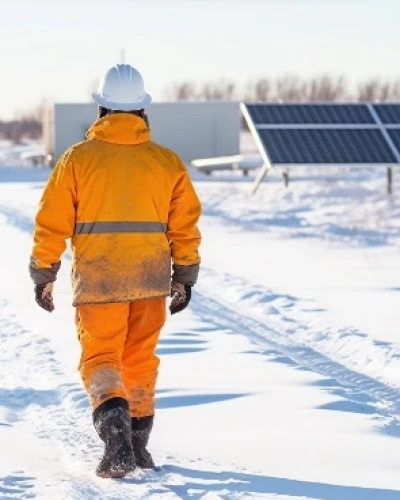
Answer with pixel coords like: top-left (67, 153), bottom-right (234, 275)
top-left (92, 64), bottom-right (152, 111)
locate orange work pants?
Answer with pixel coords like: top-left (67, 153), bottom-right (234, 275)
top-left (75, 297), bottom-right (166, 417)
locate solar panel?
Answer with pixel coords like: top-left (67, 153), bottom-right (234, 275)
top-left (246, 104), bottom-right (374, 125)
top-left (387, 129), bottom-right (400, 151)
top-left (258, 129), bottom-right (397, 164)
top-left (373, 104), bottom-right (400, 125)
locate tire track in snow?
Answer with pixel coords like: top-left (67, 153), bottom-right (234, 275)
top-left (193, 282), bottom-right (400, 435)
top-left (197, 269), bottom-right (400, 391)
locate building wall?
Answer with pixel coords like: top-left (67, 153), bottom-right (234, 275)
top-left (45, 101), bottom-right (240, 165)
top-left (147, 102), bottom-right (240, 161)
top-left (52, 104), bottom-right (97, 164)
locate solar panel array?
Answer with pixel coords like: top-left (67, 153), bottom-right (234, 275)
top-left (241, 103), bottom-right (400, 166)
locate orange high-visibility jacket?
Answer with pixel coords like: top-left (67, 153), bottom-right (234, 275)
top-left (31, 113), bottom-right (202, 305)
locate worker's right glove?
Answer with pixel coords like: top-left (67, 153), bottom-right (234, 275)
top-left (29, 259), bottom-right (60, 313)
top-left (169, 281), bottom-right (192, 315)
top-left (34, 282), bottom-right (55, 313)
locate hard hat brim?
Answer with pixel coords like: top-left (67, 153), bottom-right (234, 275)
top-left (92, 92), bottom-right (152, 111)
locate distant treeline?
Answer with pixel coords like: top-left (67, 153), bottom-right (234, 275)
top-left (0, 117), bottom-right (42, 143)
top-left (165, 76), bottom-right (400, 103)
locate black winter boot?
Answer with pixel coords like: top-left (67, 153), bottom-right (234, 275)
top-left (131, 415), bottom-right (156, 469)
top-left (93, 398), bottom-right (136, 478)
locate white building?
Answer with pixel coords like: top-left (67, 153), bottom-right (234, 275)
top-left (43, 101), bottom-right (241, 166)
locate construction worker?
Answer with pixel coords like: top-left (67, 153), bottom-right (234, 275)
top-left (29, 64), bottom-right (202, 478)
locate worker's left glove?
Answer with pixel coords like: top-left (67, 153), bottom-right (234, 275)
top-left (170, 281), bottom-right (192, 315)
top-left (34, 282), bottom-right (55, 313)
top-left (169, 263), bottom-right (199, 315)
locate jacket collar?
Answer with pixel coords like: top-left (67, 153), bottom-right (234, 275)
top-left (86, 113), bottom-right (150, 145)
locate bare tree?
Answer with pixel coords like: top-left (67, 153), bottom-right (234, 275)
top-left (243, 82), bottom-right (256, 102)
top-left (380, 82), bottom-right (392, 102)
top-left (357, 79), bottom-right (400, 102)
top-left (255, 78), bottom-right (272, 101)
top-left (200, 80), bottom-right (236, 100)
top-left (164, 81), bottom-right (198, 101)
top-left (303, 76), bottom-right (347, 101)
top-left (275, 75), bottom-right (305, 101)
top-left (176, 82), bottom-right (197, 100)
top-left (358, 79), bottom-right (382, 101)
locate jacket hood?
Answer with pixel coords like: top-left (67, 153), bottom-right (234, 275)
top-left (86, 113), bottom-right (151, 145)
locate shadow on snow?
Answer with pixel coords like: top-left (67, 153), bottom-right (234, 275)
top-left (158, 464), bottom-right (400, 500)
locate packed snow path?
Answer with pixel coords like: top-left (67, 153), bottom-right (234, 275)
top-left (0, 168), bottom-right (400, 499)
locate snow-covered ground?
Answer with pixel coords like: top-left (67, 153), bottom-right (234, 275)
top-left (0, 151), bottom-right (400, 499)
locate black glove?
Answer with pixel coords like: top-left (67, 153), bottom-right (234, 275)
top-left (34, 283), bottom-right (55, 312)
top-left (169, 281), bottom-right (192, 315)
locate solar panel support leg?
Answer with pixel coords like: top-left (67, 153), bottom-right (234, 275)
top-left (283, 170), bottom-right (289, 187)
top-left (252, 163), bottom-right (271, 195)
top-left (387, 167), bottom-right (393, 195)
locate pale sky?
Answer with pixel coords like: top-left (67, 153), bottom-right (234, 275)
top-left (0, 0), bottom-right (399, 119)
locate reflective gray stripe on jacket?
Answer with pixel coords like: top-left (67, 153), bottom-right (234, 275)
top-left (74, 221), bottom-right (168, 235)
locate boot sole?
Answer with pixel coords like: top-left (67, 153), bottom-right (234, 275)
top-left (96, 467), bottom-right (135, 479)
top-left (96, 442), bottom-right (136, 478)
